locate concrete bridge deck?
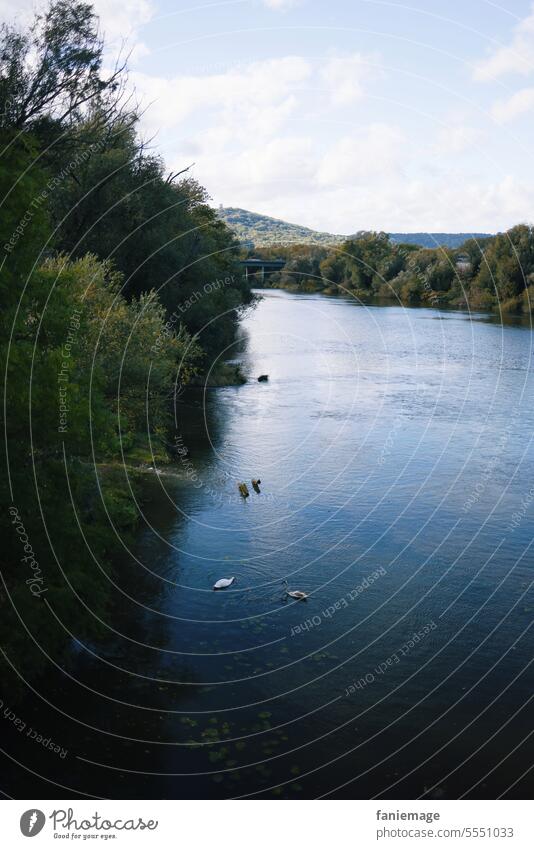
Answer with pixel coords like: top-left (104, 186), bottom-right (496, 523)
top-left (240, 258), bottom-right (285, 281)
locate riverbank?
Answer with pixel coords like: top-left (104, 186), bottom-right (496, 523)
top-left (243, 225), bottom-right (534, 316)
top-left (254, 281), bottom-right (534, 321)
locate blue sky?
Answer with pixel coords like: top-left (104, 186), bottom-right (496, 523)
top-left (8, 0), bottom-right (534, 232)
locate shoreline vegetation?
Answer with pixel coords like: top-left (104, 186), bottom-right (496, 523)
top-left (0, 0), bottom-right (252, 683)
top-left (242, 227), bottom-right (534, 315)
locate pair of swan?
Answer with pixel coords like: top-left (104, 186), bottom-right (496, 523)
top-left (212, 577), bottom-right (308, 600)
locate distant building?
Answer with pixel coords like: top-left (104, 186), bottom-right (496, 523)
top-left (455, 253), bottom-right (471, 272)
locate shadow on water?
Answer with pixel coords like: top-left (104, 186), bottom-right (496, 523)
top-left (2, 291), bottom-right (534, 799)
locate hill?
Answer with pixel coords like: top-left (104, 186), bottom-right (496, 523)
top-left (219, 207), bottom-right (342, 246)
top-left (217, 207), bottom-right (492, 249)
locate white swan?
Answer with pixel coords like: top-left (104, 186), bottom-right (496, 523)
top-left (213, 577), bottom-right (235, 590)
top-left (283, 579), bottom-right (308, 600)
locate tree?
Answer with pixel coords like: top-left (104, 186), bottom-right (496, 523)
top-left (338, 232), bottom-right (395, 293)
top-left (0, 0), bottom-right (253, 688)
top-left (474, 225), bottom-right (534, 302)
top-left (52, 116), bottom-right (250, 363)
top-left (0, 0), bottom-right (123, 139)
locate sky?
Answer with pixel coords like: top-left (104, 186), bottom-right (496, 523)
top-left (6, 0), bottom-right (534, 233)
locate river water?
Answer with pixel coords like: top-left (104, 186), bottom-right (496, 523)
top-left (7, 290), bottom-right (534, 799)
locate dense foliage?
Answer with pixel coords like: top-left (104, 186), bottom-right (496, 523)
top-left (0, 2), bottom-right (250, 681)
top-left (248, 227), bottom-right (534, 313)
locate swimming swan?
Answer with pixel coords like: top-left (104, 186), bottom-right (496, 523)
top-left (213, 577), bottom-right (235, 590)
top-left (283, 579), bottom-right (308, 600)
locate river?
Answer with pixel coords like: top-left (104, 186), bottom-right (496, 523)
top-left (6, 290), bottom-right (534, 799)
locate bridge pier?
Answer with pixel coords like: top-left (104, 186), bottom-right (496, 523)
top-left (241, 258), bottom-right (285, 283)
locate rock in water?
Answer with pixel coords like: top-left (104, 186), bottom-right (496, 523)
top-left (258, 374), bottom-right (269, 382)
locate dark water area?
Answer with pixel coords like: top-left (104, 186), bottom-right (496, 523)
top-left (3, 290), bottom-right (533, 799)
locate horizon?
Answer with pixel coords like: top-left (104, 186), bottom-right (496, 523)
top-left (219, 204), bottom-right (497, 237)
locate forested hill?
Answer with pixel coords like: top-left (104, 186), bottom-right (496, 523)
top-left (218, 207), bottom-right (492, 249)
top-left (219, 207), bottom-right (344, 246)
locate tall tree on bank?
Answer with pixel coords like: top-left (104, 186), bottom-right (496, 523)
top-left (0, 0), bottom-right (251, 688)
top-left (0, 0), bottom-right (125, 148)
top-left (0, 0), bottom-right (251, 363)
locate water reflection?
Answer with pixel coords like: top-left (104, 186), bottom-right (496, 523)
top-left (4, 291), bottom-right (533, 799)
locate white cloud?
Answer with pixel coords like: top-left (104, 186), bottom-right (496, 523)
top-left (124, 44), bottom-right (386, 156)
top-left (132, 56), bottom-right (311, 136)
top-left (230, 137), bottom-right (315, 187)
top-left (135, 51), bottom-right (387, 210)
top-left (290, 174), bottom-right (534, 234)
top-left (176, 134), bottom-right (316, 213)
top-left (474, 5), bottom-right (534, 80)
top-left (320, 53), bottom-right (382, 105)
top-left (490, 86), bottom-right (534, 122)
top-left (262, 0), bottom-right (301, 8)
top-left (0, 0), bottom-right (154, 60)
top-left (433, 125), bottom-right (482, 154)
top-left (401, 175), bottom-right (533, 231)
top-left (317, 124), bottom-right (404, 186)
top-left (185, 124), bottom-right (534, 232)
top-left (114, 44), bottom-right (526, 233)
top-left (164, 127), bottom-right (533, 233)
top-left (94, 0), bottom-right (153, 45)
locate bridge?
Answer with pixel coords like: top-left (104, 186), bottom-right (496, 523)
top-left (240, 258), bottom-right (285, 282)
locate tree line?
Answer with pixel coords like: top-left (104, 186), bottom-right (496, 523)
top-left (0, 1), bottom-right (251, 681)
top-left (250, 226), bottom-right (534, 313)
